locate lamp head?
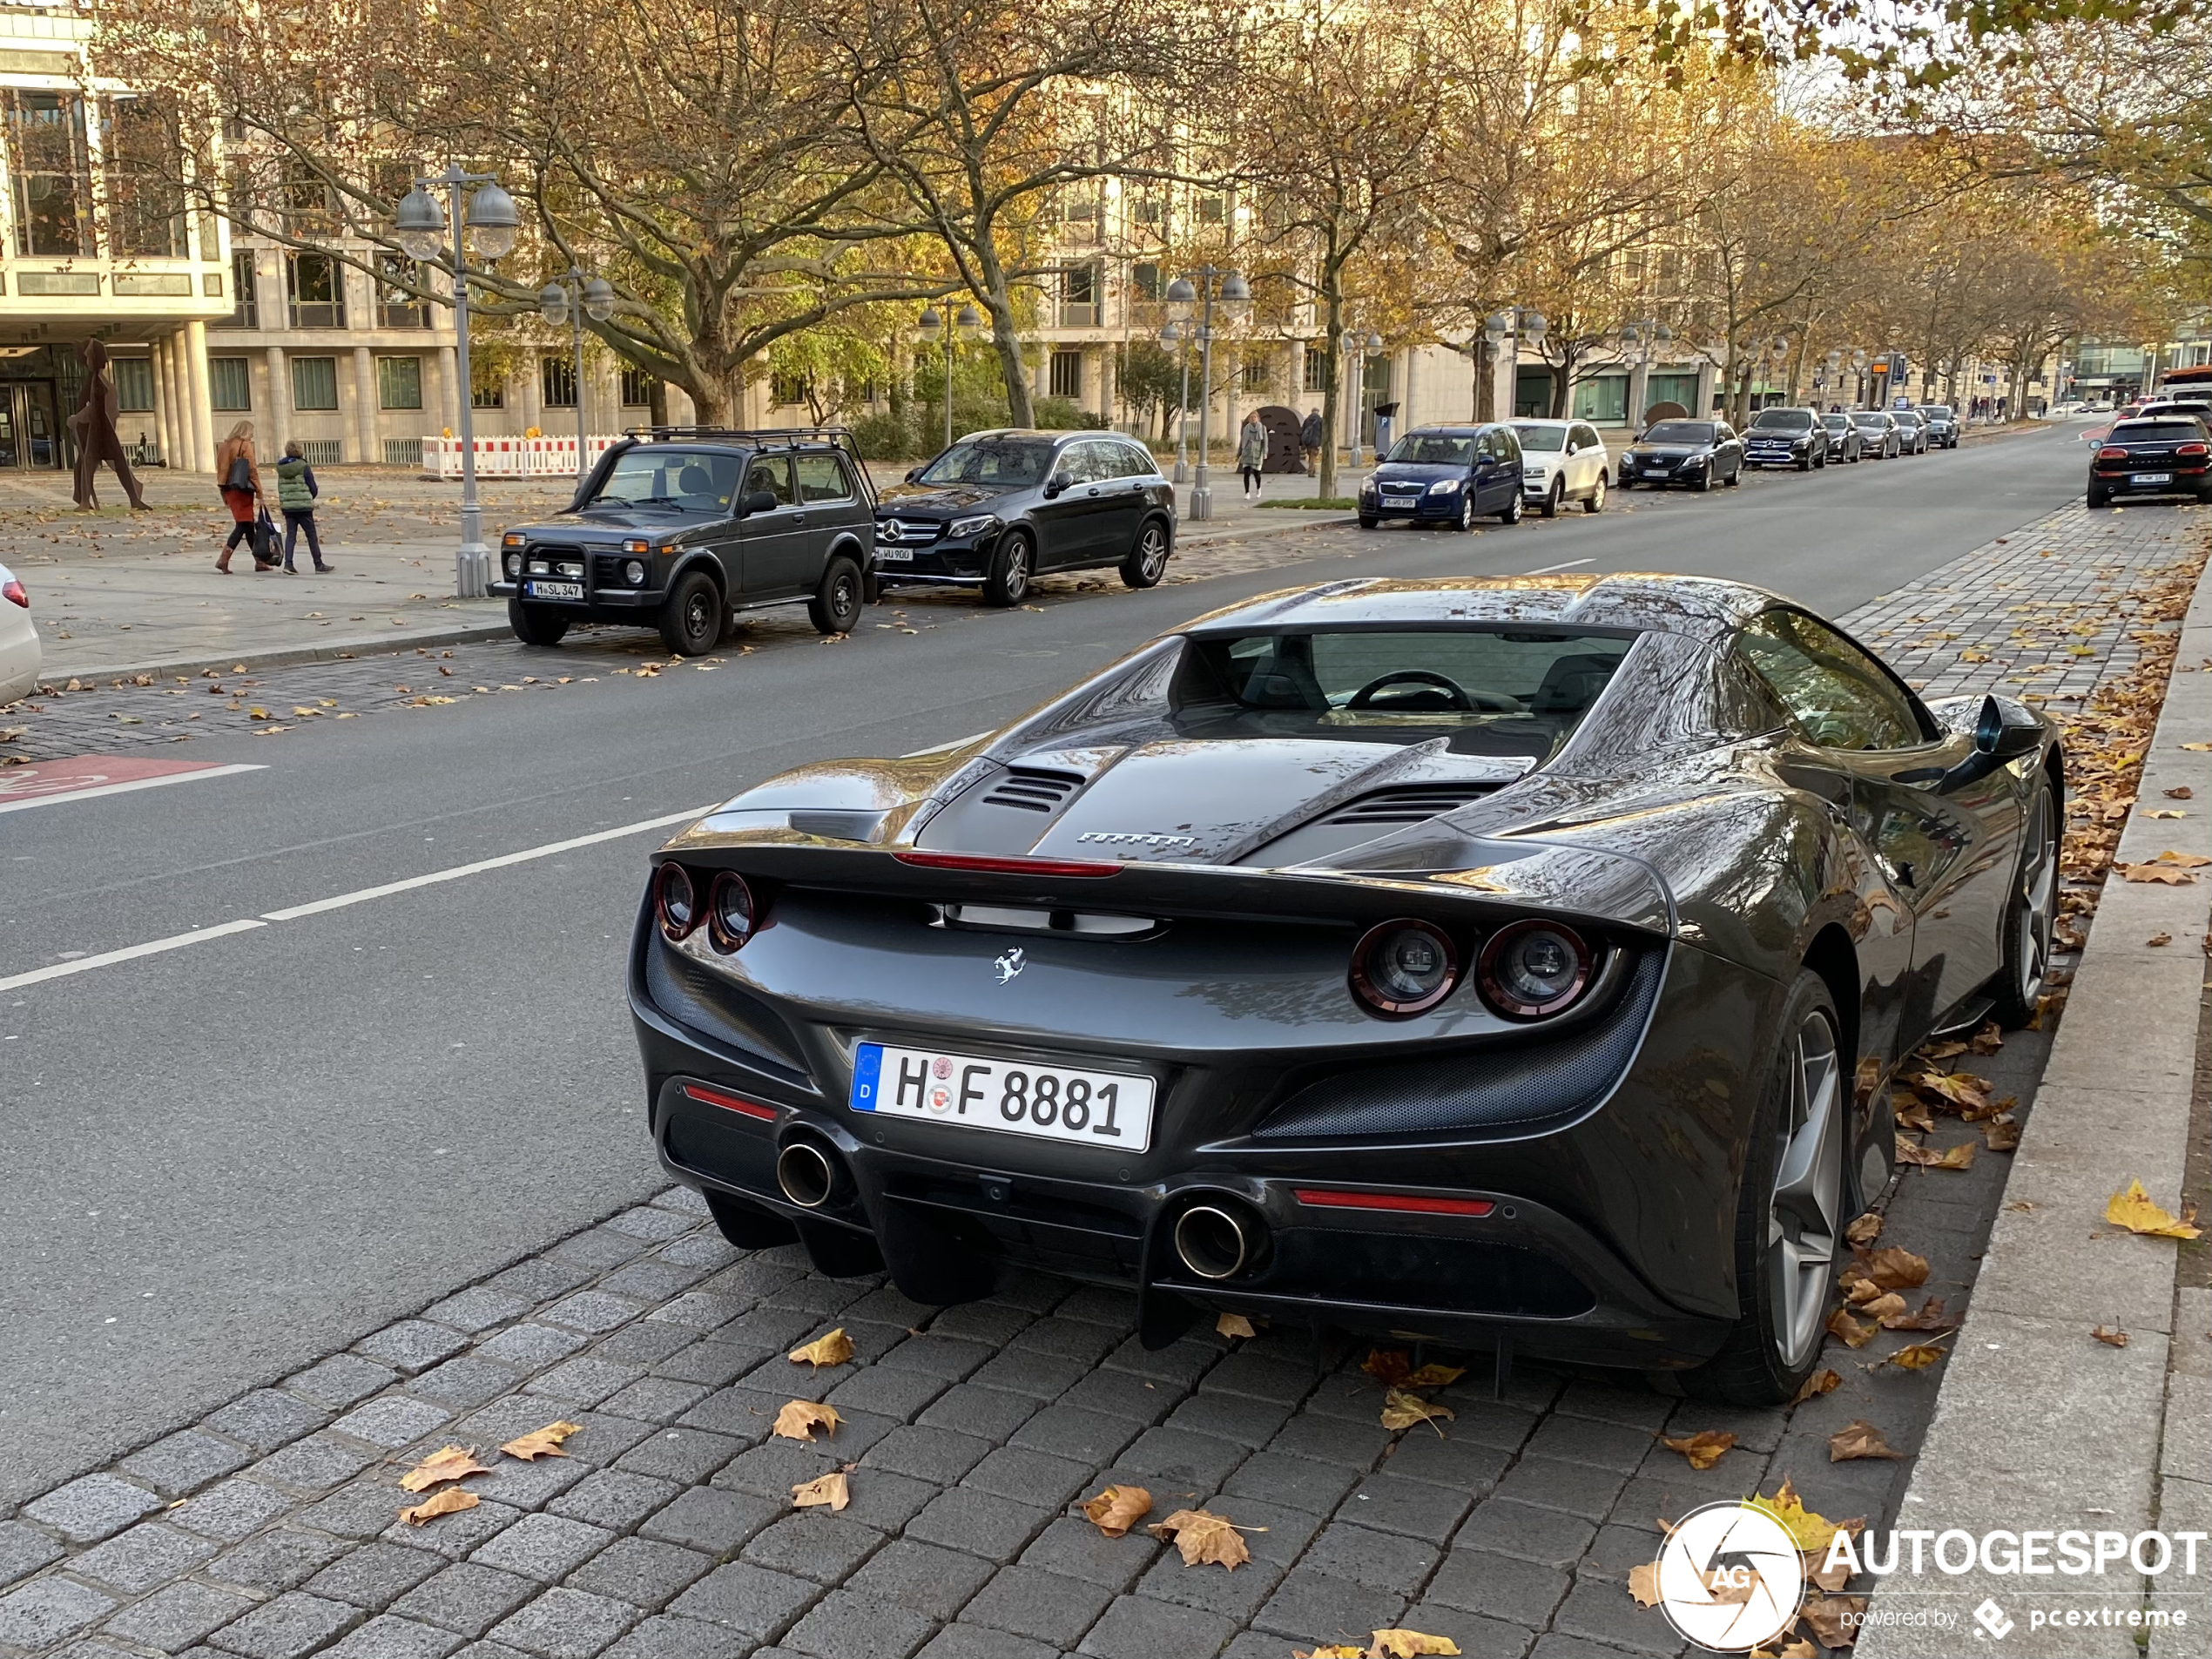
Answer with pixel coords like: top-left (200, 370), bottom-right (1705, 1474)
top-left (582, 278), bottom-right (616, 322)
top-left (1654, 322), bottom-right (1673, 345)
top-left (1520, 309), bottom-right (1548, 345)
top-left (1218, 272), bottom-right (1252, 325)
top-left (1483, 311), bottom-right (1510, 345)
top-left (954, 303), bottom-right (983, 342)
top-left (393, 185), bottom-right (447, 261)
top-left (916, 307), bottom-right (942, 340)
top-left (1620, 325), bottom-right (1641, 347)
top-left (1164, 276), bottom-right (1196, 323)
top-left (1159, 320), bottom-right (1183, 345)
top-left (538, 281), bottom-right (570, 327)
top-left (464, 181), bottom-right (518, 260)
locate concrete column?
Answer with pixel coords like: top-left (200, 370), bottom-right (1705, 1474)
top-left (520, 354), bottom-right (543, 435)
top-left (153, 337), bottom-right (179, 467)
top-left (1626, 361), bottom-right (1649, 429)
top-left (351, 346), bottom-right (376, 463)
top-left (183, 320), bottom-right (216, 474)
top-left (665, 383), bottom-right (696, 426)
top-left (435, 345), bottom-right (459, 436)
top-left (262, 346), bottom-right (289, 456)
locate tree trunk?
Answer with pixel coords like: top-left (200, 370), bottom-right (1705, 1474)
top-left (971, 239), bottom-right (1035, 427)
top-left (1319, 280), bottom-right (1345, 500)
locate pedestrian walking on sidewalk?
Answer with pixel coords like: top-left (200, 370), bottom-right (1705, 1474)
top-left (1238, 413), bottom-right (1266, 499)
top-left (1298, 408), bottom-right (1322, 475)
top-left (213, 421), bottom-right (270, 574)
top-left (274, 442), bottom-right (333, 574)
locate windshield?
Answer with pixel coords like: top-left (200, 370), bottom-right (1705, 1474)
top-left (1894, 412), bottom-right (1922, 424)
top-left (1643, 421), bottom-right (1713, 444)
top-left (1386, 433), bottom-right (1477, 465)
top-left (1750, 410), bottom-right (1812, 430)
top-left (1923, 407), bottom-right (1952, 418)
top-left (1821, 415), bottom-right (1850, 428)
top-left (1172, 627), bottom-right (1636, 762)
top-left (915, 436), bottom-right (1055, 489)
top-left (587, 448), bottom-right (741, 511)
top-left (1508, 425), bottom-right (1566, 453)
top-left (1851, 414), bottom-right (1891, 428)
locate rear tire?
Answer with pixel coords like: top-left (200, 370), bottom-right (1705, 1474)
top-left (982, 530), bottom-right (1032, 607)
top-left (807, 555), bottom-right (864, 635)
top-left (1359, 515), bottom-right (1379, 529)
top-left (1684, 971), bottom-right (1849, 1406)
top-left (1120, 519), bottom-right (1169, 589)
top-left (507, 595), bottom-right (570, 647)
top-left (1497, 492), bottom-right (1521, 524)
top-left (1582, 474), bottom-right (1606, 514)
top-left (1726, 462), bottom-right (1743, 487)
top-left (1540, 481), bottom-right (1562, 517)
top-left (2087, 485), bottom-right (2110, 508)
top-left (658, 570), bottom-right (721, 657)
top-left (1456, 496), bottom-right (1474, 533)
top-left (1989, 775), bottom-right (2058, 1028)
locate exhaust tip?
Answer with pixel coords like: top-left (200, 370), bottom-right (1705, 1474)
top-left (1174, 1202), bottom-right (1263, 1281)
top-left (776, 1139), bottom-right (843, 1210)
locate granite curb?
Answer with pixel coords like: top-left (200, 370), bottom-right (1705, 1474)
top-left (1858, 550), bottom-right (2212, 1658)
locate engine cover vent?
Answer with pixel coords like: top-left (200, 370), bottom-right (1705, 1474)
top-left (1315, 784), bottom-right (1494, 826)
top-left (978, 768), bottom-right (1085, 813)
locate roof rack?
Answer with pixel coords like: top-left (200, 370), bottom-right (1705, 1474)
top-left (622, 425), bottom-right (853, 444)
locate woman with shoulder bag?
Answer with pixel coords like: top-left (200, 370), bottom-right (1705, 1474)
top-left (214, 421), bottom-right (272, 573)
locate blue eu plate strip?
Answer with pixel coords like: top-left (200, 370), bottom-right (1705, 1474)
top-left (850, 1043), bottom-right (883, 1112)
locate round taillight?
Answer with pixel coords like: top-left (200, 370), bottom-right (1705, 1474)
top-left (707, 872), bottom-right (757, 953)
top-left (1478, 920), bottom-right (1592, 1019)
top-left (1350, 920), bottom-right (1459, 1017)
top-left (656, 863), bottom-right (698, 941)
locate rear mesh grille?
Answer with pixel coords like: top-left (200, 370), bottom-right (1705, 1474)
top-left (978, 769), bottom-right (1085, 813)
top-left (1315, 784), bottom-right (1494, 826)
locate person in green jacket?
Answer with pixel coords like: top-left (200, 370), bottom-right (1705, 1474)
top-left (273, 441), bottom-right (333, 574)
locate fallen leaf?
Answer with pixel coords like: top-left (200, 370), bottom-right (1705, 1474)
top-left (2144, 810), bottom-right (2188, 819)
top-left (2117, 863), bottom-right (2198, 884)
top-left (1844, 1213), bottom-right (1882, 1248)
top-left (1916, 1071), bottom-right (1993, 1109)
top-left (1885, 1339), bottom-right (1950, 1371)
top-left (399, 1487), bottom-right (479, 1525)
top-left (1826, 1308), bottom-right (1876, 1348)
top-left (1295, 1649), bottom-right (1366, 1658)
top-left (1149, 1507), bottom-right (1251, 1569)
top-left (1216, 1312), bottom-right (1257, 1340)
top-left (1967, 1022), bottom-right (2003, 1055)
top-left (1804, 1548), bottom-right (1853, 1591)
top-left (1752, 1479), bottom-right (1849, 1553)
top-left (2147, 931), bottom-right (2173, 946)
top-left (1659, 1430), bottom-right (1736, 1470)
top-left (2182, 742), bottom-right (2211, 752)
top-left (1886, 1298), bottom-right (1955, 1332)
top-left (1780, 1637), bottom-right (1819, 1658)
top-left (1893, 1098), bottom-right (1935, 1133)
top-left (1865, 1247), bottom-right (1931, 1289)
top-left (789, 1329), bottom-right (855, 1368)
top-left (1792, 1368), bottom-right (1843, 1405)
top-left (772, 1400), bottom-right (840, 1442)
top-left (2092, 1325), bottom-right (2129, 1348)
top-left (2165, 786), bottom-right (2195, 799)
top-left (1361, 1347), bottom-right (1412, 1387)
top-left (1628, 1560), bottom-right (1662, 1608)
top-left (1080, 1485), bottom-right (1154, 1537)
top-left (1404, 1363), bottom-right (1467, 1388)
top-left (1380, 1389), bottom-right (1456, 1433)
top-left (1369, 1631), bottom-right (1462, 1657)
top-left (1896, 1136), bottom-right (1975, 1169)
top-left (792, 1471), bottom-right (850, 1511)
top-left (1858, 1292), bottom-right (1909, 1325)
top-left (1829, 1420), bottom-right (1903, 1461)
top-left (501, 1421), bottom-right (583, 1461)
top-left (1799, 1594), bottom-right (1868, 1647)
top-left (400, 1445), bottom-right (492, 1492)
top-left (1982, 1118), bottom-right (2021, 1151)
top-left (2106, 1180), bottom-right (2203, 1239)
top-left (2155, 850), bottom-right (2211, 867)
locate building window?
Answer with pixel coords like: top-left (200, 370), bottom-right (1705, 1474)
top-left (1197, 192), bottom-right (1224, 224)
top-left (210, 356), bottom-right (253, 412)
top-left (114, 357), bottom-right (156, 412)
top-left (472, 368), bottom-right (504, 409)
top-left (6, 91), bottom-right (90, 257)
top-left (287, 252), bottom-right (346, 329)
top-left (217, 249), bottom-right (259, 328)
top-left (291, 355), bottom-right (340, 411)
top-left (1242, 360), bottom-right (1268, 394)
top-left (1133, 197), bottom-right (1162, 226)
top-left (541, 353), bottom-right (577, 408)
top-left (769, 370), bottom-right (807, 407)
top-left (1304, 347), bottom-right (1326, 394)
top-left (1049, 349), bottom-right (1082, 400)
top-left (1058, 265), bottom-right (1099, 327)
top-left (378, 254), bottom-right (428, 328)
top-left (619, 367), bottom-right (654, 407)
top-left (377, 355), bottom-right (422, 410)
top-left (1131, 263), bottom-right (1161, 302)
top-left (1570, 372), bottom-right (1629, 424)
top-left (105, 97), bottom-right (185, 257)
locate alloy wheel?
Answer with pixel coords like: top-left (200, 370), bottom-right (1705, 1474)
top-left (2014, 789), bottom-right (2057, 1008)
top-left (1768, 1008), bottom-right (1843, 1372)
top-left (1136, 526), bottom-right (1166, 580)
top-left (1458, 496), bottom-right (1473, 531)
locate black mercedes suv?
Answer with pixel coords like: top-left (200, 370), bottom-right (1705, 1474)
top-left (871, 428), bottom-right (1175, 606)
top-left (495, 428), bottom-right (876, 656)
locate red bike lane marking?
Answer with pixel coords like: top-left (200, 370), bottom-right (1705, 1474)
top-left (0, 755), bottom-right (264, 813)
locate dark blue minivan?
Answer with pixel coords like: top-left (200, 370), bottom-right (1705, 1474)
top-left (1358, 424), bottom-right (1527, 530)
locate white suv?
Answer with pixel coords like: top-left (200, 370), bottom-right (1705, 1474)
top-left (1510, 419), bottom-right (1610, 515)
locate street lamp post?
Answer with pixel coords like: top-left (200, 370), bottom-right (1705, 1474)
top-left (539, 271), bottom-right (617, 486)
top-left (1467, 307), bottom-right (1548, 422)
top-left (1163, 268), bottom-right (1251, 521)
top-left (915, 303), bottom-right (982, 457)
top-left (395, 165), bottom-right (518, 599)
top-left (1850, 348), bottom-right (1869, 409)
top-left (1161, 320), bottom-right (1191, 484)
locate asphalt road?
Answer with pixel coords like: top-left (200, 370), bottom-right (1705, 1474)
top-left (0, 421), bottom-right (2088, 1505)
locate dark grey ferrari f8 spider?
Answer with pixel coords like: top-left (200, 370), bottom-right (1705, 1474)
top-left (630, 575), bottom-right (2061, 1404)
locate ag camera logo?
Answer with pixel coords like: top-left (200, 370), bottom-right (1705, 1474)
top-left (1656, 1501), bottom-right (1807, 1652)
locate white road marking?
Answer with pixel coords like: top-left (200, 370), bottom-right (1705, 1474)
top-left (902, 731), bottom-right (990, 757)
top-left (0, 919), bottom-right (267, 994)
top-left (1522, 557), bottom-right (1595, 576)
top-left (0, 764), bottom-right (266, 817)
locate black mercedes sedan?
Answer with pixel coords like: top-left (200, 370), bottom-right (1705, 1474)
top-left (2088, 416), bottom-right (2212, 506)
top-left (1743, 408), bottom-right (1830, 470)
top-left (1617, 418), bottom-right (1743, 490)
top-left (872, 429), bottom-right (1175, 607)
top-left (1820, 413), bottom-right (1865, 462)
top-left (629, 575), bottom-right (2061, 1405)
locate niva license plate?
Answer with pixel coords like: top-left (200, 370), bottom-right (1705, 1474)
top-left (526, 580), bottom-right (583, 600)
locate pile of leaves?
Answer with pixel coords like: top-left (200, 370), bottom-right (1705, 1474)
top-left (395, 1420), bottom-right (580, 1523)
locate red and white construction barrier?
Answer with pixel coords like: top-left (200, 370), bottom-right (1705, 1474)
top-left (423, 435), bottom-right (627, 480)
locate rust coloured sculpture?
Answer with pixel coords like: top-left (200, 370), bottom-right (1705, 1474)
top-left (68, 339), bottom-right (150, 511)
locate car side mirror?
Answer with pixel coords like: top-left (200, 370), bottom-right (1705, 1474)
top-left (903, 469), bottom-right (921, 483)
top-left (1974, 693), bottom-right (2042, 759)
top-left (1042, 471), bottom-right (1072, 498)
top-left (741, 489), bottom-right (779, 516)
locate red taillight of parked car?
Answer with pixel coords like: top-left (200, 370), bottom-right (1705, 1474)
top-left (2179, 442), bottom-right (2209, 459)
top-left (655, 862), bottom-right (700, 941)
top-left (1, 578), bottom-right (25, 608)
top-left (2095, 447), bottom-right (2130, 462)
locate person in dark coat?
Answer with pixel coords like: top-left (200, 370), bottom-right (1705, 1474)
top-left (66, 340), bottom-right (149, 511)
top-left (274, 441), bottom-right (333, 573)
top-left (1298, 408), bottom-right (1323, 475)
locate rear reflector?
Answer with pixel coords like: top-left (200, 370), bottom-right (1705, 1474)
top-left (895, 852), bottom-right (1120, 878)
top-left (682, 1083), bottom-right (778, 1123)
top-left (1292, 1188), bottom-right (1494, 1217)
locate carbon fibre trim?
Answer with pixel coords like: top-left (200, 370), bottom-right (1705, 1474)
top-left (644, 940), bottom-right (810, 1080)
top-left (1252, 946), bottom-right (1665, 1139)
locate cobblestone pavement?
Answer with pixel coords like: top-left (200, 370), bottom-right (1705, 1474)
top-left (2, 500), bottom-right (2203, 1659)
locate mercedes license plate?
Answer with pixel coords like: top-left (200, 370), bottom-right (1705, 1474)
top-left (526, 580), bottom-right (583, 600)
top-left (2132, 472), bottom-right (2172, 485)
top-left (1382, 496), bottom-right (1417, 509)
top-left (873, 546), bottom-right (913, 563)
top-left (850, 1042), bottom-right (1156, 1151)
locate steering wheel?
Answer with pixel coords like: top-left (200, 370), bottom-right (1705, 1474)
top-left (1346, 670), bottom-right (1478, 712)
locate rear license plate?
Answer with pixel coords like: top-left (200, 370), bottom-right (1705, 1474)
top-left (874, 547), bottom-right (913, 563)
top-left (2131, 473), bottom-right (2172, 485)
top-left (1382, 496), bottom-right (1417, 509)
top-left (851, 1042), bottom-right (1156, 1152)
top-left (525, 580), bottom-right (583, 600)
